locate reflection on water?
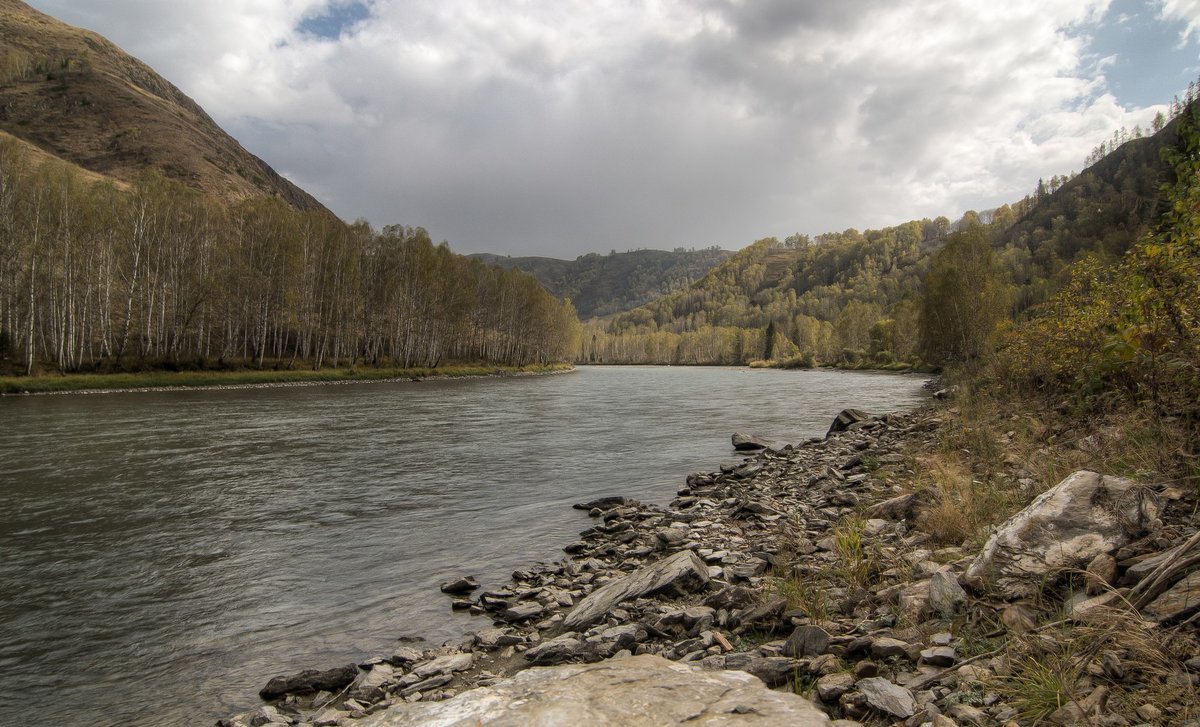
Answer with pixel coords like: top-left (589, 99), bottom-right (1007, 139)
top-left (0, 366), bottom-right (926, 725)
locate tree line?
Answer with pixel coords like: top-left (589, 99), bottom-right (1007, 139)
top-left (0, 141), bottom-right (580, 375)
top-left (582, 93), bottom-right (1186, 370)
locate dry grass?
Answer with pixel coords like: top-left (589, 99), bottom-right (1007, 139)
top-left (995, 605), bottom-right (1199, 724)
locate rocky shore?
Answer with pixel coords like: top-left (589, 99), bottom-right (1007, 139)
top-left (220, 402), bottom-right (1200, 727)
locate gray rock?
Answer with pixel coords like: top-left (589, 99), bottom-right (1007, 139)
top-left (817, 673), bottom-right (856, 702)
top-left (475, 628), bottom-right (523, 650)
top-left (412, 653), bottom-right (474, 678)
top-left (357, 654), bottom-right (831, 725)
top-left (865, 493), bottom-right (918, 520)
top-left (351, 663), bottom-right (395, 702)
top-left (920, 646), bottom-right (957, 667)
top-left (855, 677), bottom-right (916, 719)
top-left (948, 702), bottom-right (988, 725)
top-left (564, 550), bottom-right (711, 630)
top-left (732, 433), bottom-right (770, 451)
top-left (259, 664), bottom-right (359, 700)
top-left (397, 673), bottom-right (453, 698)
top-left (723, 653), bottom-right (802, 687)
top-left (573, 496), bottom-right (633, 511)
top-left (439, 576), bottom-right (479, 595)
top-left (869, 637), bottom-right (910, 661)
top-left (1144, 571), bottom-right (1200, 622)
top-left (965, 471), bottom-right (1161, 598)
top-left (587, 624), bottom-right (648, 658)
top-left (524, 634), bottom-right (584, 665)
top-left (827, 409), bottom-right (873, 437)
top-left (929, 569), bottom-right (967, 616)
top-left (500, 602), bottom-right (544, 622)
top-left (783, 625), bottom-right (830, 658)
top-left (897, 580), bottom-right (931, 622)
top-left (244, 710), bottom-right (289, 724)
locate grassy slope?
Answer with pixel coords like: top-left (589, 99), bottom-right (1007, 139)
top-left (0, 0), bottom-right (326, 211)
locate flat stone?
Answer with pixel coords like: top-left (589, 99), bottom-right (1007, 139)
top-left (870, 637), bottom-right (910, 661)
top-left (722, 654), bottom-right (802, 687)
top-left (573, 496), bottom-right (632, 511)
top-left (920, 646), bottom-right (956, 667)
top-left (564, 550), bottom-right (711, 630)
top-left (524, 634), bottom-right (584, 665)
top-left (948, 702), bottom-right (988, 725)
top-left (732, 433), bottom-right (770, 451)
top-left (475, 628), bottom-right (523, 650)
top-left (501, 602), bottom-right (545, 622)
top-left (412, 653), bottom-right (474, 678)
top-left (1144, 571), bottom-right (1200, 622)
top-left (357, 654), bottom-right (832, 726)
top-left (817, 673), bottom-right (856, 702)
top-left (855, 677), bottom-right (916, 719)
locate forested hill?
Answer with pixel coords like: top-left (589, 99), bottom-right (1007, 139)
top-left (584, 104), bottom-right (1184, 367)
top-left (471, 247), bottom-right (732, 319)
top-left (0, 3), bottom-right (581, 377)
top-left (0, 0), bottom-right (326, 212)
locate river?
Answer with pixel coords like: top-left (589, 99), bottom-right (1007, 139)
top-left (0, 366), bottom-right (927, 725)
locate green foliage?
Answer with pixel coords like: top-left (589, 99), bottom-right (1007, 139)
top-left (833, 516), bottom-right (877, 589)
top-left (919, 226), bottom-right (1012, 366)
top-left (993, 101), bottom-right (1200, 420)
top-left (997, 647), bottom-right (1084, 722)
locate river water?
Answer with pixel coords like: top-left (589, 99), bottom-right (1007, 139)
top-left (0, 366), bottom-right (927, 725)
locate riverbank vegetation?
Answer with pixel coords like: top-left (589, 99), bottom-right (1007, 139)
top-left (0, 141), bottom-right (580, 378)
top-left (0, 362), bottom-right (573, 395)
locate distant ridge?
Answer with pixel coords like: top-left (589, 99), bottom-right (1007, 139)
top-left (471, 248), bottom-right (733, 319)
top-left (0, 0), bottom-right (328, 212)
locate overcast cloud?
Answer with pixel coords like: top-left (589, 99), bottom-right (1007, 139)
top-left (26, 0), bottom-right (1200, 256)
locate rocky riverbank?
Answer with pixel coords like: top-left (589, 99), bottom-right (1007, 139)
top-left (220, 401), bottom-right (1200, 727)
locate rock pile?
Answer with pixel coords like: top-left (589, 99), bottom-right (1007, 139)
top-left (221, 406), bottom-right (1200, 727)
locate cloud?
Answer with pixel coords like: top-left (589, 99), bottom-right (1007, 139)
top-left (1160, 0), bottom-right (1200, 40)
top-left (26, 0), bottom-right (1180, 256)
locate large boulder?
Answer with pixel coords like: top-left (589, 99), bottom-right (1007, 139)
top-left (357, 654), bottom-right (831, 726)
top-left (563, 550), bottom-right (710, 630)
top-left (965, 471), bottom-right (1161, 598)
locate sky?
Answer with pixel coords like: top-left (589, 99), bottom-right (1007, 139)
top-left (25, 0), bottom-right (1200, 257)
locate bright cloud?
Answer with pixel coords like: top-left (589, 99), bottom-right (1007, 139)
top-left (26, 0), bottom-right (1195, 255)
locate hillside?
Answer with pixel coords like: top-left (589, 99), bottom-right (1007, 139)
top-left (0, 0), bottom-right (326, 211)
top-left (585, 111), bottom-right (1182, 366)
top-left (472, 247), bottom-right (733, 319)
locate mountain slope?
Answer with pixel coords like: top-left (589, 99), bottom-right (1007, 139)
top-left (585, 110), bottom-right (1183, 366)
top-left (0, 0), bottom-right (326, 211)
top-left (471, 247), bottom-right (732, 319)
